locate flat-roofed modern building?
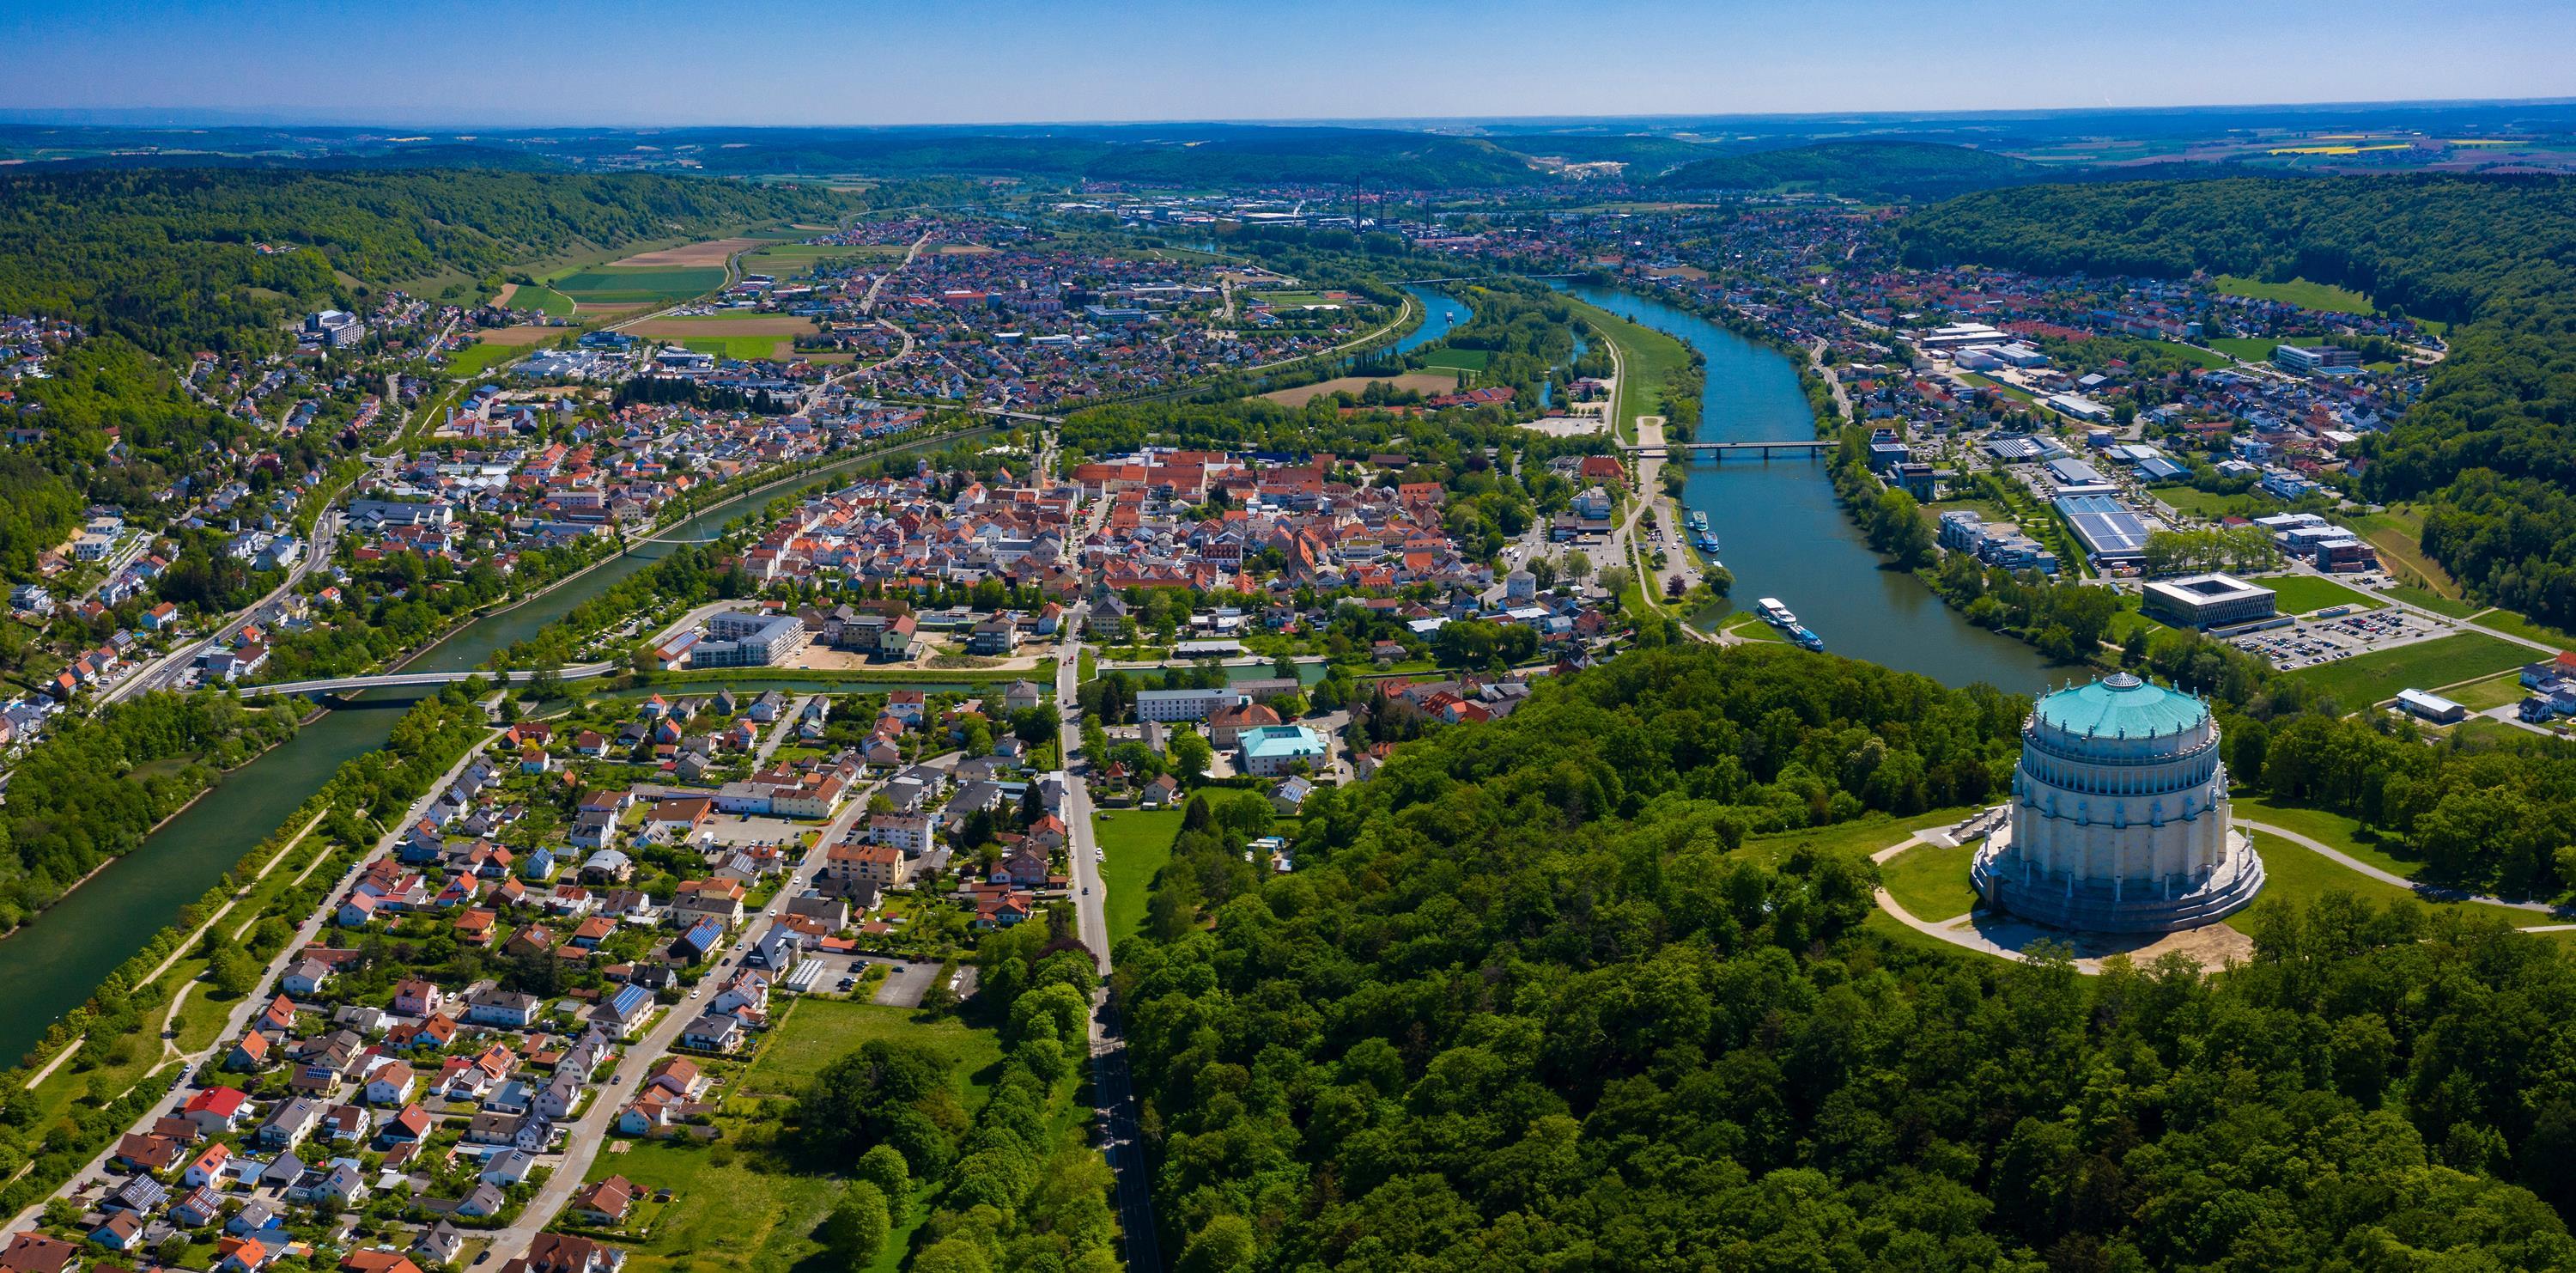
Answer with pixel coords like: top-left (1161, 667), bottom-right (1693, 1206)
top-left (2054, 493), bottom-right (2154, 567)
top-left (691, 612), bottom-right (805, 668)
top-left (2274, 344), bottom-right (2362, 375)
top-left (1135, 686), bottom-right (1243, 723)
top-left (2141, 573), bottom-right (2277, 629)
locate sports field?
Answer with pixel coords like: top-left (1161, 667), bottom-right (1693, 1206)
top-left (550, 266), bottom-right (727, 308)
top-left (2287, 631), bottom-right (2532, 706)
top-left (683, 336), bottom-right (792, 361)
top-left (2213, 275), bottom-right (2376, 314)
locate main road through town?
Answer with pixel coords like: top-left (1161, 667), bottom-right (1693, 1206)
top-left (1054, 600), bottom-right (1165, 1271)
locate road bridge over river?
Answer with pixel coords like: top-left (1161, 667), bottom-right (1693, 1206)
top-left (1623, 440), bottom-right (1835, 458)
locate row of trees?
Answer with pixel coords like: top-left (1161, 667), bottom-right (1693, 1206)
top-left (0, 691), bottom-right (300, 933)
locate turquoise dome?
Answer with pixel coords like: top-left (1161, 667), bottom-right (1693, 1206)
top-left (2032, 673), bottom-right (2208, 740)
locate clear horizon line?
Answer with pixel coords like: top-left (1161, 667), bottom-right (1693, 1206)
top-left (4, 93), bottom-right (2574, 136)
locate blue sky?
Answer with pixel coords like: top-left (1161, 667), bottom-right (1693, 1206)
top-left (3, 0), bottom-right (2571, 127)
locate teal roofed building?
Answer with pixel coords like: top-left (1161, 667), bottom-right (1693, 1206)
top-left (1971, 673), bottom-right (2263, 933)
top-left (1237, 724), bottom-right (1328, 777)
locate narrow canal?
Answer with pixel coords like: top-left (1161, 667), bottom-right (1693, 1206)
top-left (1566, 285), bottom-right (2063, 691)
top-left (0, 430), bottom-right (977, 1063)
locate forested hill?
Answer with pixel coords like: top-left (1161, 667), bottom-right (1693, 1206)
top-left (1117, 644), bottom-right (2576, 1271)
top-left (673, 126), bottom-right (1544, 188)
top-left (1899, 174), bottom-right (2576, 628)
top-left (0, 168), bottom-right (846, 355)
top-left (1654, 141), bottom-right (2049, 199)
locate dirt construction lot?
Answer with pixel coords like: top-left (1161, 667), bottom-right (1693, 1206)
top-left (610, 237), bottom-right (769, 268)
top-left (1262, 371), bottom-right (1460, 407)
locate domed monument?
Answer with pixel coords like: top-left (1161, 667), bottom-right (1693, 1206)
top-left (1971, 673), bottom-right (2263, 933)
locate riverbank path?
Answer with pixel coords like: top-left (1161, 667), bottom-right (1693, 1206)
top-left (2, 728), bottom-right (505, 1240)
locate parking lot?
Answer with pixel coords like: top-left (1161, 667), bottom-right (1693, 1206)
top-left (699, 813), bottom-right (810, 849)
top-left (2229, 606), bottom-right (2451, 669)
top-left (784, 951), bottom-right (948, 1007)
top-left (871, 960), bottom-right (940, 1007)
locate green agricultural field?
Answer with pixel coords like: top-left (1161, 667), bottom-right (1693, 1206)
top-left (2258, 574), bottom-right (2382, 614)
top-left (683, 335), bottom-right (790, 362)
top-left (738, 996), bottom-right (1006, 1108)
top-left (507, 284), bottom-right (574, 317)
top-left (1419, 347), bottom-right (1491, 371)
top-left (2206, 337), bottom-right (2281, 363)
top-left (744, 243), bottom-right (898, 277)
top-left (2287, 630), bottom-right (2533, 706)
top-left (1880, 842), bottom-right (1979, 921)
top-left (444, 341), bottom-right (526, 379)
top-left (550, 265), bottom-right (728, 306)
top-left (1095, 808), bottom-right (1183, 945)
top-left (2213, 274), bottom-right (2377, 314)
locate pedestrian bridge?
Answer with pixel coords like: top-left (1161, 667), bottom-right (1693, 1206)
top-left (234, 661), bottom-right (617, 699)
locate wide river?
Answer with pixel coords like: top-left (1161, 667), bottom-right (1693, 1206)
top-left (0, 430), bottom-right (976, 1063)
top-left (0, 288), bottom-right (2054, 1062)
top-left (1565, 285), bottom-right (2062, 690)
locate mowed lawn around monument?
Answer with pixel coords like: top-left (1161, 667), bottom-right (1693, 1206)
top-left (1880, 841), bottom-right (1979, 920)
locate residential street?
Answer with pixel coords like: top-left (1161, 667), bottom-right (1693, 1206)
top-left (484, 767), bottom-right (884, 1257)
top-left (0, 727), bottom-right (502, 1235)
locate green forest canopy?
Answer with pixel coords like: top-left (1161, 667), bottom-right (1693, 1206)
top-left (1656, 140), bottom-right (2049, 200)
top-left (1118, 644), bottom-right (2576, 1271)
top-left (1899, 174), bottom-right (2576, 629)
top-left (0, 168), bottom-right (850, 355)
